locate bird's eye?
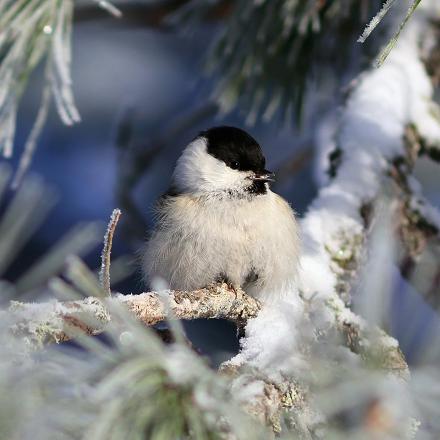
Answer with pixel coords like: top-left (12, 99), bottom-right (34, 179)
top-left (231, 161), bottom-right (240, 169)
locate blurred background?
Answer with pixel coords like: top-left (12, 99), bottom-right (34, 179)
top-left (2, 0), bottom-right (440, 367)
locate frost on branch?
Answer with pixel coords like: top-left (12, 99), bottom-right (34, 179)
top-left (300, 0), bottom-right (440, 367)
top-left (99, 208), bottom-right (122, 295)
top-left (2, 1), bottom-right (440, 438)
top-left (7, 283), bottom-right (260, 348)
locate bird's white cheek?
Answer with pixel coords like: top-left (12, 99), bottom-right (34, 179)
top-left (172, 137), bottom-right (251, 193)
top-left (206, 167), bottom-right (249, 192)
top-left (192, 151), bottom-right (249, 192)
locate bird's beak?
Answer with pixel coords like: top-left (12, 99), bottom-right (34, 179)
top-left (253, 170), bottom-right (276, 183)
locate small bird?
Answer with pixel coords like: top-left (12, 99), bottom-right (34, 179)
top-left (143, 126), bottom-right (300, 302)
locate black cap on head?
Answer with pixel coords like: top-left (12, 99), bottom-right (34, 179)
top-left (199, 126), bottom-right (266, 173)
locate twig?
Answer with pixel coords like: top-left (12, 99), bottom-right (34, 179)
top-left (6, 276), bottom-right (408, 377)
top-left (7, 283), bottom-right (261, 346)
top-left (99, 209), bottom-right (121, 295)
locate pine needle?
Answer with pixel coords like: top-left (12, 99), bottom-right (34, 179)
top-left (358, 0), bottom-right (397, 43)
top-left (375, 0), bottom-right (423, 67)
top-left (11, 82), bottom-right (51, 190)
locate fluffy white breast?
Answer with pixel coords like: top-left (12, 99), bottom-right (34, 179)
top-left (172, 137), bottom-right (251, 194)
top-left (144, 188), bottom-right (300, 302)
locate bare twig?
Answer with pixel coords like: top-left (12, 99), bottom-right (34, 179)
top-left (99, 208), bottom-right (121, 295)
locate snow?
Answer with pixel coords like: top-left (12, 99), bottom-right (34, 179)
top-left (7, 297), bottom-right (110, 348)
top-left (228, 1), bottom-right (440, 384)
top-left (300, 1), bottom-right (437, 309)
top-left (1, 2), bottom-right (440, 439)
top-left (230, 295), bottom-right (310, 379)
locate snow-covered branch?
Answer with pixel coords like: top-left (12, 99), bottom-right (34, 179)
top-left (7, 283), bottom-right (260, 347)
top-left (2, 3), bottom-right (440, 438)
top-left (300, 0), bottom-right (440, 348)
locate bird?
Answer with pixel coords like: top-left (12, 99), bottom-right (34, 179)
top-left (143, 126), bottom-right (300, 302)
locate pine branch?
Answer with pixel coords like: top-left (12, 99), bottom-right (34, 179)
top-left (0, 0), bottom-right (120, 185)
top-left (302, 0), bottom-right (440, 325)
top-left (6, 283), bottom-right (261, 347)
top-left (4, 278), bottom-right (406, 435)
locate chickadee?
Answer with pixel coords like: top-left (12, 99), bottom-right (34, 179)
top-left (143, 126), bottom-right (300, 302)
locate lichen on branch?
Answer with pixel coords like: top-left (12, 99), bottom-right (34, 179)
top-left (6, 283), bottom-right (260, 347)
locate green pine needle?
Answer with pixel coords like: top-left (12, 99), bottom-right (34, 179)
top-left (375, 0), bottom-right (423, 67)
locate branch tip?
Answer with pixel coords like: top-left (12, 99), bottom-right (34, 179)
top-left (99, 208), bottom-right (122, 295)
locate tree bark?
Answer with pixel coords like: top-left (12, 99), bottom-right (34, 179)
top-left (6, 283), bottom-right (260, 347)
